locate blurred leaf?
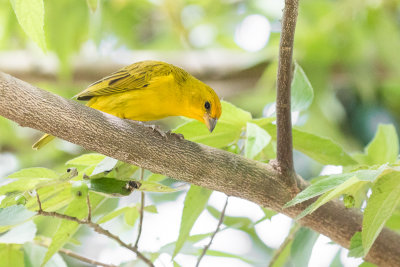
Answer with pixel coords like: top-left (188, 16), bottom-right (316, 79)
top-left (91, 157), bottom-right (118, 176)
top-left (97, 206), bottom-right (131, 224)
top-left (261, 207), bottom-right (277, 220)
top-left (262, 123), bottom-right (357, 165)
top-left (146, 173), bottom-right (166, 182)
top-left (124, 207), bottom-right (139, 226)
top-left (144, 205), bottom-right (157, 213)
top-left (362, 170), bottom-right (400, 256)
top-left (66, 153), bottom-right (106, 166)
top-left (0, 205), bottom-right (35, 226)
top-left (364, 124), bottom-right (399, 165)
top-left (385, 210), bottom-right (400, 230)
top-left (290, 227), bottom-right (319, 267)
top-left (10, 0), bottom-right (46, 50)
top-left (42, 193), bottom-right (104, 266)
top-left (359, 262), bottom-right (377, 267)
top-left (6, 168), bottom-right (58, 179)
top-left (24, 243), bottom-right (67, 267)
top-left (0, 220), bottom-right (36, 244)
top-left (86, 0), bottom-right (97, 12)
top-left (89, 178), bottom-right (132, 197)
top-left (173, 185), bottom-right (212, 258)
top-left (348, 231), bottom-right (363, 258)
top-left (285, 167), bottom-right (385, 208)
top-left (245, 122), bottom-right (271, 159)
top-left (174, 101), bottom-right (251, 148)
top-left (329, 249), bottom-right (342, 267)
top-left (295, 176), bottom-right (369, 220)
top-left (138, 181), bottom-right (185, 193)
top-left (207, 205), bottom-right (252, 229)
top-left (0, 179), bottom-right (47, 195)
top-left (0, 244), bottom-right (24, 267)
top-left (291, 62), bottom-right (314, 112)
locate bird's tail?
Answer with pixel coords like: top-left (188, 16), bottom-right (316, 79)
top-left (32, 134), bottom-right (55, 150)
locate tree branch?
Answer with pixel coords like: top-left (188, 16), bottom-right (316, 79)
top-left (35, 239), bottom-right (118, 267)
top-left (36, 192), bottom-right (154, 267)
top-left (275, 0), bottom-right (299, 189)
top-left (134, 168), bottom-right (145, 249)
top-left (0, 72), bottom-right (399, 266)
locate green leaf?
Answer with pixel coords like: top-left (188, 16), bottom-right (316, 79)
top-left (262, 123), bottom-right (357, 166)
top-left (86, 0), bottom-right (98, 12)
top-left (290, 227), bottom-right (319, 267)
top-left (349, 232), bottom-right (364, 257)
top-left (173, 185), bottom-right (212, 258)
top-left (24, 243), bottom-right (67, 267)
top-left (144, 205), bottom-right (158, 213)
top-left (285, 167), bottom-right (385, 208)
top-left (261, 207), bottom-right (277, 220)
top-left (124, 207), bottom-right (139, 226)
top-left (138, 181), bottom-right (186, 193)
top-left (0, 179), bottom-right (47, 195)
top-left (6, 168), bottom-right (58, 179)
top-left (291, 62), bottom-right (314, 112)
top-left (364, 124), bottom-right (399, 165)
top-left (362, 171), bottom-right (400, 256)
top-left (296, 176), bottom-right (369, 219)
top-left (10, 0), bottom-right (46, 51)
top-left (207, 205), bottom-right (252, 229)
top-left (0, 221), bottom-right (36, 244)
top-left (0, 244), bottom-right (24, 267)
top-left (0, 205), bottom-right (35, 226)
top-left (66, 153), bottom-right (106, 166)
top-left (89, 178), bottom-right (132, 197)
top-left (41, 193), bottom-right (104, 266)
top-left (97, 206), bottom-right (131, 224)
top-left (174, 101), bottom-right (251, 148)
top-left (245, 122), bottom-right (271, 159)
top-left (91, 157), bottom-right (119, 176)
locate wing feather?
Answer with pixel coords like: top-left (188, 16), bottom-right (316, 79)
top-left (75, 61), bottom-right (174, 101)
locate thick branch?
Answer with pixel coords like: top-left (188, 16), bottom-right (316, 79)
top-left (0, 72), bottom-right (399, 266)
top-left (276, 0), bottom-right (299, 187)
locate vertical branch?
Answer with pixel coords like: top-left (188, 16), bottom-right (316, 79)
top-left (276, 0), bottom-right (300, 189)
top-left (134, 168), bottom-right (145, 249)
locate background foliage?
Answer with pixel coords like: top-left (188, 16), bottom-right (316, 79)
top-left (0, 0), bottom-right (400, 266)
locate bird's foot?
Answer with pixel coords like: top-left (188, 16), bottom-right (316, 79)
top-left (166, 131), bottom-right (184, 140)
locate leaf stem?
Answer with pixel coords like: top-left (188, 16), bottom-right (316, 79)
top-left (196, 196), bottom-right (229, 267)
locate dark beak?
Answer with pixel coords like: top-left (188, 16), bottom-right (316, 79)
top-left (204, 114), bottom-right (218, 133)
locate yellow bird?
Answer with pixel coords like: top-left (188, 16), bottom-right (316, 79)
top-left (32, 60), bottom-right (222, 149)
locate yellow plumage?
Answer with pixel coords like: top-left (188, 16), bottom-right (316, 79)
top-left (32, 60), bottom-right (222, 149)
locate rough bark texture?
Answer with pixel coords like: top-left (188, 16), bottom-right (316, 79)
top-left (0, 72), bottom-right (400, 266)
top-left (276, 0), bottom-right (299, 187)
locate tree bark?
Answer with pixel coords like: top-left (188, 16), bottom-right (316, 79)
top-left (275, 0), bottom-right (299, 188)
top-left (0, 72), bottom-right (399, 266)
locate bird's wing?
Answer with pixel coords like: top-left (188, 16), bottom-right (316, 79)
top-left (75, 61), bottom-right (173, 100)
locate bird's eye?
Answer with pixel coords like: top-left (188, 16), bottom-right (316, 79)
top-left (204, 101), bottom-right (211, 110)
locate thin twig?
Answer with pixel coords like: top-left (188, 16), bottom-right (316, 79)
top-left (35, 193), bottom-right (154, 267)
top-left (35, 240), bottom-right (117, 267)
top-left (36, 191), bottom-right (42, 211)
top-left (86, 194), bottom-right (92, 222)
top-left (268, 224), bottom-right (301, 267)
top-left (196, 196), bottom-right (229, 267)
top-left (134, 168), bottom-right (145, 249)
top-left (275, 0), bottom-right (300, 189)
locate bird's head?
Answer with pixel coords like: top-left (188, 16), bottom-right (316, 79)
top-left (185, 80), bottom-right (222, 132)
